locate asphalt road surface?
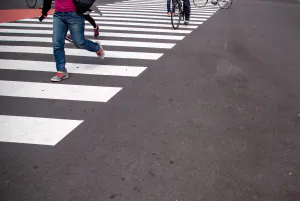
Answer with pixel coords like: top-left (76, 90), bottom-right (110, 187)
top-left (1, 0), bottom-right (300, 200)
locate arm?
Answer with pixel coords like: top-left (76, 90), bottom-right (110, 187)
top-left (39, 0), bottom-right (52, 21)
top-left (41, 0), bottom-right (53, 16)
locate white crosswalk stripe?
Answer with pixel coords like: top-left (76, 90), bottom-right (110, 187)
top-left (0, 0), bottom-right (219, 146)
top-left (0, 28), bottom-right (185, 40)
top-left (89, 10), bottom-right (214, 17)
top-left (0, 115), bottom-right (83, 146)
top-left (0, 59), bottom-right (147, 77)
top-left (0, 80), bottom-right (122, 102)
top-left (19, 18), bottom-right (200, 29)
top-left (0, 36), bottom-right (176, 49)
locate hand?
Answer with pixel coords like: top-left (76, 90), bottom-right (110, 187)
top-left (39, 14), bottom-right (47, 22)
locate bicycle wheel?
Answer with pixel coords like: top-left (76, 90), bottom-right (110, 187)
top-left (171, 0), bottom-right (182, 29)
top-left (26, 0), bottom-right (37, 8)
top-left (218, 0), bottom-right (233, 9)
top-left (193, 0), bottom-right (208, 8)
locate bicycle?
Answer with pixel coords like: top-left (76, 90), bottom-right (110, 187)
top-left (193, 0), bottom-right (233, 9)
top-left (26, 0), bottom-right (37, 8)
top-left (171, 0), bottom-right (188, 30)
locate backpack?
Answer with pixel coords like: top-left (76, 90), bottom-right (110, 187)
top-left (72, 0), bottom-right (96, 14)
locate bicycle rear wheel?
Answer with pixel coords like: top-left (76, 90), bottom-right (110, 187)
top-left (193, 0), bottom-right (208, 8)
top-left (218, 0), bottom-right (233, 9)
top-left (26, 0), bottom-right (37, 8)
top-left (171, 0), bottom-right (182, 30)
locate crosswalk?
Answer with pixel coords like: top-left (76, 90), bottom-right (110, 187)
top-left (0, 0), bottom-right (219, 146)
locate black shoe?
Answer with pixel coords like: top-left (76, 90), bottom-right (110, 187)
top-left (184, 16), bottom-right (190, 25)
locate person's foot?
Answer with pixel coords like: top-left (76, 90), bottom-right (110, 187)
top-left (168, 12), bottom-right (171, 17)
top-left (184, 17), bottom-right (189, 25)
top-left (51, 71), bottom-right (69, 82)
top-left (96, 41), bottom-right (105, 59)
top-left (94, 26), bottom-right (99, 37)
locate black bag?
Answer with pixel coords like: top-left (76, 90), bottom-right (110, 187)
top-left (73, 0), bottom-right (96, 14)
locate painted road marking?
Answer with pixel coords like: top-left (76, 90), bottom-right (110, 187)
top-left (90, 10), bottom-right (214, 17)
top-left (19, 17), bottom-right (206, 26)
top-left (19, 18), bottom-right (200, 29)
top-left (95, 7), bottom-right (218, 15)
top-left (0, 35), bottom-right (176, 49)
top-left (0, 23), bottom-right (192, 34)
top-left (0, 0), bottom-right (220, 146)
top-left (0, 28), bottom-right (185, 40)
top-left (0, 45), bottom-right (164, 60)
top-left (88, 13), bottom-right (210, 20)
top-left (97, 5), bottom-right (219, 12)
top-left (0, 59), bottom-right (147, 77)
top-left (0, 80), bottom-right (122, 102)
top-left (0, 115), bottom-right (83, 146)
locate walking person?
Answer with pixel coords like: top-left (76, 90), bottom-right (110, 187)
top-left (40, 0), bottom-right (105, 82)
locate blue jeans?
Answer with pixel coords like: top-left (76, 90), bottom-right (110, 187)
top-left (167, 0), bottom-right (171, 13)
top-left (167, 0), bottom-right (175, 13)
top-left (52, 12), bottom-right (100, 71)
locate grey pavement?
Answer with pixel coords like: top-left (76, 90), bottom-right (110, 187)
top-left (1, 0), bottom-right (300, 201)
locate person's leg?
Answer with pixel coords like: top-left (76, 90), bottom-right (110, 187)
top-left (84, 14), bottom-right (99, 37)
top-left (67, 12), bottom-right (105, 59)
top-left (183, 0), bottom-right (190, 24)
top-left (84, 14), bottom-right (96, 28)
top-left (51, 12), bottom-right (69, 82)
top-left (167, 0), bottom-right (171, 16)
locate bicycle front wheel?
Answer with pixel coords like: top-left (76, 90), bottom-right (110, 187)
top-left (26, 0), bottom-right (37, 8)
top-left (171, 0), bottom-right (182, 30)
top-left (193, 0), bottom-right (208, 8)
top-left (218, 0), bottom-right (233, 9)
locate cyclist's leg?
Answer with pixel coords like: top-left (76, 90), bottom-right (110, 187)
top-left (183, 0), bottom-right (191, 23)
top-left (167, 0), bottom-right (171, 14)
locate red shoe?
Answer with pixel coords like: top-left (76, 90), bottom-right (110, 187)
top-left (96, 41), bottom-right (105, 59)
top-left (94, 26), bottom-right (99, 38)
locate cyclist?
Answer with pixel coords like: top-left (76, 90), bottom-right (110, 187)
top-left (167, 0), bottom-right (190, 25)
